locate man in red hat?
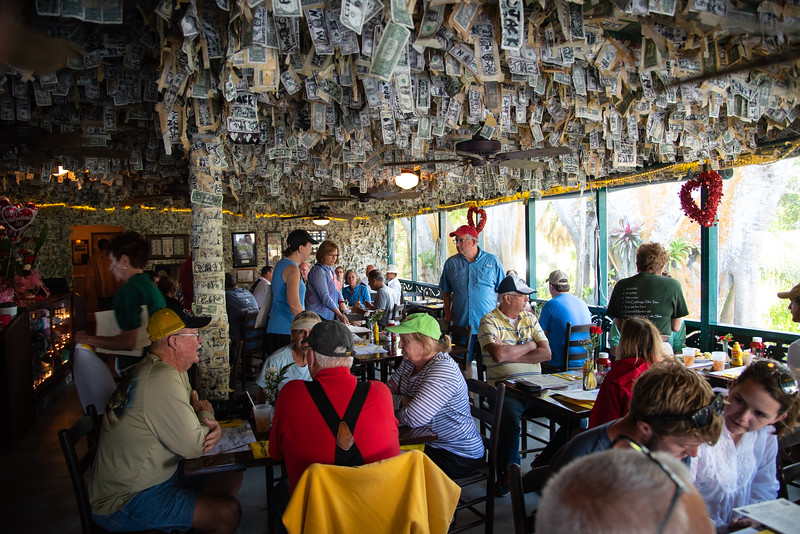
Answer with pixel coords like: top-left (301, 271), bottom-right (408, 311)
top-left (439, 224), bottom-right (505, 378)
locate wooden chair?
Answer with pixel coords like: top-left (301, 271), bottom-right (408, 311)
top-left (778, 426), bottom-right (800, 503)
top-left (542, 322), bottom-right (592, 374)
top-left (450, 379), bottom-right (506, 534)
top-left (59, 405), bottom-right (165, 534)
top-left (403, 291), bottom-right (422, 303)
top-left (236, 311), bottom-right (266, 391)
top-left (392, 302), bottom-right (407, 321)
top-left (508, 463), bottom-right (533, 534)
top-left (448, 324), bottom-right (473, 374)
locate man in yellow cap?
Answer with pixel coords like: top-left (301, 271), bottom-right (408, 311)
top-left (88, 307), bottom-right (242, 534)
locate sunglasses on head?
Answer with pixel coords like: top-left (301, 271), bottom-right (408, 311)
top-left (747, 360), bottom-right (799, 395)
top-left (657, 393), bottom-right (724, 428)
top-left (610, 435), bottom-right (688, 534)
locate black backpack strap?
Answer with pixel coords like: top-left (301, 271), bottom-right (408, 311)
top-left (249, 279), bottom-right (262, 293)
top-left (304, 381), bottom-right (371, 466)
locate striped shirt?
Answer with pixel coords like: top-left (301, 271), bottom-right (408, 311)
top-left (478, 308), bottom-right (548, 384)
top-left (388, 353), bottom-right (484, 460)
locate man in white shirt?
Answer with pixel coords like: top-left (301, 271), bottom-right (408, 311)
top-left (385, 264), bottom-right (402, 302)
top-left (252, 266), bottom-right (273, 309)
top-left (778, 283), bottom-right (800, 372)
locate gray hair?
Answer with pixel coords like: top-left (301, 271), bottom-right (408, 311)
top-left (313, 353), bottom-right (354, 370)
top-left (535, 449), bottom-right (696, 534)
top-left (497, 291), bottom-right (518, 304)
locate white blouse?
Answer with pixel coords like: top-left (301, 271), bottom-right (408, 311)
top-left (690, 425), bottom-right (779, 527)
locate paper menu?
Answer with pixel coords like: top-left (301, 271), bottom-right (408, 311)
top-left (734, 498), bottom-right (800, 534)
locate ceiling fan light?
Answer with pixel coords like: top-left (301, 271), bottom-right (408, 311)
top-left (312, 216), bottom-right (331, 226)
top-left (395, 170), bottom-right (419, 190)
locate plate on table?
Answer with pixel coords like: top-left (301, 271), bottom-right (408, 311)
top-left (348, 325), bottom-right (371, 334)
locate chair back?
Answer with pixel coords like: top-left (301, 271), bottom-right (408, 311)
top-left (448, 324), bottom-right (473, 373)
top-left (508, 463), bottom-right (531, 534)
top-left (778, 426), bottom-right (800, 501)
top-left (402, 291), bottom-right (422, 303)
top-left (58, 405), bottom-right (101, 534)
top-left (450, 380), bottom-right (505, 534)
top-left (392, 302), bottom-right (406, 321)
top-left (73, 345), bottom-right (116, 414)
top-left (558, 322), bottom-right (593, 373)
top-left (234, 310), bottom-right (266, 391)
top-left (241, 310), bottom-right (264, 353)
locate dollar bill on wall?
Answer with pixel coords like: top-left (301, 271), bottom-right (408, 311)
top-left (499, 0), bottom-right (524, 51)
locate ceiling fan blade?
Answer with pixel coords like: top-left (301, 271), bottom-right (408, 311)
top-left (280, 214), bottom-right (313, 220)
top-left (368, 190), bottom-right (423, 200)
top-left (327, 212), bottom-right (355, 221)
top-left (384, 158), bottom-right (462, 166)
top-left (318, 195), bottom-right (356, 201)
top-left (495, 147), bottom-right (575, 161)
top-left (498, 160), bottom-right (548, 170)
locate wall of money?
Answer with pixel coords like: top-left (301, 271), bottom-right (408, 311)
top-left (6, 1), bottom-right (800, 217)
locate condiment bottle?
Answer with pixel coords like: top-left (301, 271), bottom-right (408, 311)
top-left (750, 337), bottom-right (764, 359)
top-left (373, 322), bottom-right (380, 344)
top-left (731, 342), bottom-right (743, 367)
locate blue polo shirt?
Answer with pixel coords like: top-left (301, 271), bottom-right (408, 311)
top-left (539, 293), bottom-right (592, 369)
top-left (439, 249), bottom-right (505, 331)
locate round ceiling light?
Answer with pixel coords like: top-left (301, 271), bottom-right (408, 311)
top-left (395, 171), bottom-right (419, 190)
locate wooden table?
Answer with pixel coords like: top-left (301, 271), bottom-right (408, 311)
top-left (406, 300), bottom-right (445, 319)
top-left (182, 422), bottom-right (437, 534)
top-left (502, 381), bottom-right (593, 438)
top-left (354, 346), bottom-right (403, 382)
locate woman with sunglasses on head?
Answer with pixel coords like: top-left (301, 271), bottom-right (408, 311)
top-left (588, 317), bottom-right (667, 429)
top-left (690, 360), bottom-right (800, 530)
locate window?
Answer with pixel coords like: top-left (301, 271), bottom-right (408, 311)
top-left (415, 213), bottom-right (440, 283)
top-left (606, 182), bottom-right (701, 318)
top-left (716, 157), bottom-right (800, 332)
top-left (482, 202), bottom-right (527, 277)
top-left (536, 193), bottom-right (598, 303)
top-left (393, 218), bottom-right (412, 279)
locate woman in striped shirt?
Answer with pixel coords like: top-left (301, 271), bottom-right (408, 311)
top-left (387, 314), bottom-right (484, 479)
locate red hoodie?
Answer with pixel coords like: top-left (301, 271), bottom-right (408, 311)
top-left (588, 357), bottom-right (651, 429)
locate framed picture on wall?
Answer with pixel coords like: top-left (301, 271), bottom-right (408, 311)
top-left (147, 234), bottom-right (189, 260)
top-left (236, 268), bottom-right (255, 284)
top-left (266, 232), bottom-right (282, 266)
top-left (232, 232), bottom-right (257, 267)
top-left (71, 241), bottom-right (89, 265)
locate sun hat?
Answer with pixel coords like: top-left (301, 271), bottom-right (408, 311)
top-left (290, 311), bottom-right (321, 331)
top-left (386, 264), bottom-right (399, 274)
top-left (386, 313), bottom-right (442, 341)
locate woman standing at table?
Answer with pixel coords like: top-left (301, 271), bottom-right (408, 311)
top-left (75, 231), bottom-right (166, 372)
top-left (266, 230), bottom-right (317, 354)
top-left (341, 269), bottom-right (371, 308)
top-left (387, 314), bottom-right (483, 479)
top-left (691, 359), bottom-right (800, 530)
top-left (588, 317), bottom-right (666, 428)
top-left (305, 240), bottom-right (349, 324)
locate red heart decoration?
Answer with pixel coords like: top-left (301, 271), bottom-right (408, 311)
top-left (679, 170), bottom-right (723, 228)
top-left (1, 202), bottom-right (38, 237)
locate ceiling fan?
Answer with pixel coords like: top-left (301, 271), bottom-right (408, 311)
top-left (319, 186), bottom-right (422, 203)
top-left (281, 204), bottom-right (355, 226)
top-left (386, 134), bottom-right (575, 170)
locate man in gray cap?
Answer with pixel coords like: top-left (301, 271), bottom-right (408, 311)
top-left (539, 270), bottom-right (592, 373)
top-left (478, 274), bottom-right (551, 496)
top-left (269, 320), bottom-right (400, 492)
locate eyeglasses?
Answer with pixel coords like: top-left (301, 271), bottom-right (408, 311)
top-left (657, 393), bottom-right (724, 428)
top-left (327, 253), bottom-right (339, 258)
top-left (748, 360), bottom-right (799, 395)
top-left (611, 435), bottom-right (688, 534)
top-left (453, 237), bottom-right (474, 244)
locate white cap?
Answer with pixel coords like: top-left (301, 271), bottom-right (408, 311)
top-left (386, 264), bottom-right (399, 274)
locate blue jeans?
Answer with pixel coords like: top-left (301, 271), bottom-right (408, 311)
top-left (498, 393), bottom-right (537, 476)
top-left (92, 469), bottom-right (205, 532)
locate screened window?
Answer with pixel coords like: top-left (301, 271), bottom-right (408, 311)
top-left (393, 217), bottom-right (412, 279)
top-left (415, 213), bottom-right (440, 283)
top-left (482, 202), bottom-right (527, 277)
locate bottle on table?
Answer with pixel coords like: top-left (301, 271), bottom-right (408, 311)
top-left (731, 342), bottom-right (744, 367)
top-left (750, 337), bottom-right (764, 360)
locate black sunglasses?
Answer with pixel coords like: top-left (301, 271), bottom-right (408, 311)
top-left (747, 360), bottom-right (799, 395)
top-left (657, 393), bottom-right (724, 428)
top-left (611, 435), bottom-right (688, 534)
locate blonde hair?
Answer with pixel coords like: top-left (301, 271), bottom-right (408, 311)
top-left (405, 331), bottom-right (452, 355)
top-left (617, 317), bottom-right (665, 365)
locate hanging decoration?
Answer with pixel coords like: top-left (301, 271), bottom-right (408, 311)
top-left (0, 198), bottom-right (38, 238)
top-left (679, 170), bottom-right (723, 228)
top-left (467, 206), bottom-right (487, 234)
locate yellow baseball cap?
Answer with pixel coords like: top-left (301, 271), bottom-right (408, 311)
top-left (147, 307), bottom-right (211, 342)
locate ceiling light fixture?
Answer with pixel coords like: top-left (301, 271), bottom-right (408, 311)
top-left (312, 216), bottom-right (331, 226)
top-left (394, 169), bottom-right (419, 190)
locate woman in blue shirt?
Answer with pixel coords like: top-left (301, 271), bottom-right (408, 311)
top-left (341, 269), bottom-right (372, 307)
top-left (305, 240), bottom-right (349, 323)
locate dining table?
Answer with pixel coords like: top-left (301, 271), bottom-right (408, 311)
top-left (182, 418), bottom-right (438, 534)
top-left (501, 376), bottom-right (594, 438)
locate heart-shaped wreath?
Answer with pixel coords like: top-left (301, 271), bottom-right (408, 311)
top-left (467, 206), bottom-right (487, 234)
top-left (0, 198), bottom-right (38, 238)
top-left (679, 170), bottom-right (723, 228)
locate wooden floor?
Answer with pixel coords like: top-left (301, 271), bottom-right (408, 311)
top-left (0, 377), bottom-right (539, 534)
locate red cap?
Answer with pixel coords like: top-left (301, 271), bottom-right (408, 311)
top-left (449, 225), bottom-right (479, 239)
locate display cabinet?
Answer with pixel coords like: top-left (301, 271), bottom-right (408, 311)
top-left (0, 294), bottom-right (75, 447)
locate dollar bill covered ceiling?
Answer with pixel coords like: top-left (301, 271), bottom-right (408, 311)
top-left (2, 0), bottom-right (799, 220)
